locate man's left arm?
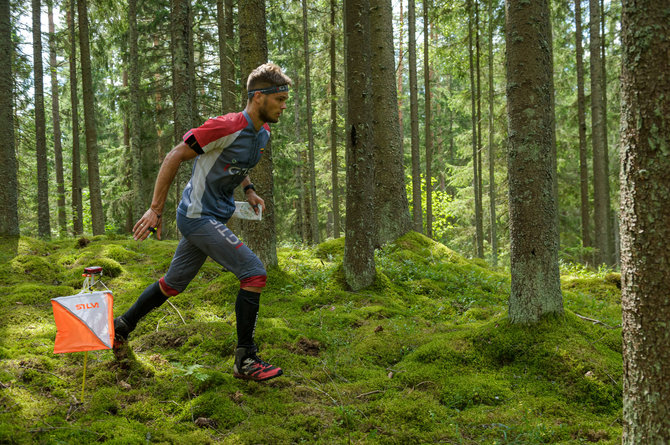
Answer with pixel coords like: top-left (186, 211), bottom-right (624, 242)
top-left (241, 176), bottom-right (264, 215)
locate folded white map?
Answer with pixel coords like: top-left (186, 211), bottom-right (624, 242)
top-left (233, 201), bottom-right (262, 221)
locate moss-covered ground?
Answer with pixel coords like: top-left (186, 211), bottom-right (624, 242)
top-left (0, 233), bottom-right (622, 444)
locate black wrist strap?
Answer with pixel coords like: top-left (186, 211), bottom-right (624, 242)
top-left (244, 183), bottom-right (256, 193)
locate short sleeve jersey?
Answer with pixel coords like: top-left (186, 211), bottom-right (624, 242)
top-left (177, 110), bottom-right (270, 221)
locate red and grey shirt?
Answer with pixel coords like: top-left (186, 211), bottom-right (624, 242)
top-left (177, 110), bottom-right (270, 221)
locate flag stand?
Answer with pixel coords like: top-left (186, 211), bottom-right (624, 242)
top-left (81, 351), bottom-right (88, 402)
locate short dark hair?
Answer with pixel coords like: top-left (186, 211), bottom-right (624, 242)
top-left (246, 63), bottom-right (293, 92)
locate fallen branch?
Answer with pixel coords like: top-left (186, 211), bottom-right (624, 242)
top-left (167, 300), bottom-right (186, 325)
top-left (574, 312), bottom-right (621, 330)
top-left (356, 390), bottom-right (384, 399)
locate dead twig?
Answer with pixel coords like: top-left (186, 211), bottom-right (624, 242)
top-left (356, 390), bottom-right (384, 399)
top-left (167, 300), bottom-right (186, 325)
top-left (574, 312), bottom-right (621, 330)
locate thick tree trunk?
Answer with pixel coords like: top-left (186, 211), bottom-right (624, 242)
top-left (239, 0), bottom-right (277, 267)
top-left (329, 0), bottom-right (340, 239)
top-left (574, 0), bottom-right (590, 256)
top-left (620, 1), bottom-right (670, 441)
top-left (370, 0), bottom-right (411, 246)
top-left (217, 0), bottom-right (235, 113)
top-left (589, 0), bottom-right (611, 265)
top-left (487, 0), bottom-right (497, 266)
top-left (67, 1), bottom-right (83, 235)
top-left (344, 0), bottom-right (375, 291)
top-left (48, 2), bottom-right (66, 237)
top-left (128, 0), bottom-right (143, 222)
top-left (396, 1), bottom-right (404, 139)
top-left (408, 0), bottom-right (422, 233)
top-left (0, 0), bottom-right (19, 237)
top-left (423, 0), bottom-right (433, 239)
top-left (302, 0), bottom-right (319, 244)
top-left (33, 0), bottom-right (51, 238)
top-left (78, 0), bottom-right (105, 235)
top-left (505, 0), bottom-right (563, 324)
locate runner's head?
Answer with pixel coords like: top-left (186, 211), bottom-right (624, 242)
top-left (246, 63), bottom-right (292, 123)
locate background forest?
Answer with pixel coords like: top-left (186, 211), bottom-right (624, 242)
top-left (4, 0), bottom-right (621, 269)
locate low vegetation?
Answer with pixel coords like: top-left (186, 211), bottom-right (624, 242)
top-left (0, 232), bottom-right (622, 444)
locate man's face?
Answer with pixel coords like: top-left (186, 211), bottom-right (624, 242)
top-left (259, 91), bottom-right (289, 124)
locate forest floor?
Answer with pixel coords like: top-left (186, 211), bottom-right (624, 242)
top-left (0, 232), bottom-right (622, 444)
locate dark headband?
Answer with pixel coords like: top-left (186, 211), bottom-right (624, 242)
top-left (247, 84), bottom-right (289, 98)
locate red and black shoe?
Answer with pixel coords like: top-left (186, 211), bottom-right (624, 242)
top-left (233, 347), bottom-right (283, 382)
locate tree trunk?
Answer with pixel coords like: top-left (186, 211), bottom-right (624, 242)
top-left (468, 0), bottom-right (483, 257)
top-left (589, 0), bottom-right (610, 265)
top-left (217, 0), bottom-right (235, 114)
top-left (48, 2), bottom-right (66, 237)
top-left (505, 0), bottom-right (563, 324)
top-left (67, 0), bottom-right (83, 235)
top-left (239, 0), bottom-right (277, 267)
top-left (0, 0), bottom-right (19, 238)
top-left (620, 1), bottom-right (670, 441)
top-left (370, 0), bottom-right (411, 246)
top-left (78, 0), bottom-right (105, 235)
top-left (475, 0), bottom-right (484, 257)
top-left (423, 0), bottom-right (433, 239)
top-left (329, 0), bottom-right (341, 239)
top-left (344, 0), bottom-right (375, 291)
top-left (574, 0), bottom-right (590, 257)
top-left (128, 0), bottom-right (143, 222)
top-left (408, 0), bottom-right (422, 233)
top-left (396, 0), bottom-right (404, 139)
top-left (600, 0), bottom-right (613, 265)
top-left (302, 0), bottom-right (319, 244)
top-left (487, 0), bottom-right (497, 266)
top-left (33, 0), bottom-right (51, 238)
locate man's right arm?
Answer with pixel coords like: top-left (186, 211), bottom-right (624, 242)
top-left (133, 142), bottom-right (198, 241)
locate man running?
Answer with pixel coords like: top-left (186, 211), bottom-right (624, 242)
top-left (114, 63), bottom-right (291, 382)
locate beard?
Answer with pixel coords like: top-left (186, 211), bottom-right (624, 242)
top-left (259, 106), bottom-right (279, 124)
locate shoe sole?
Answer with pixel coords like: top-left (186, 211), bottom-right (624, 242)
top-left (233, 369), bottom-right (283, 382)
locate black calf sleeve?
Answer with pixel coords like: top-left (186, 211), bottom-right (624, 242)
top-left (119, 281), bottom-right (168, 333)
top-left (235, 289), bottom-right (260, 349)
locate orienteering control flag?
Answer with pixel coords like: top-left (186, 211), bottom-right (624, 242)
top-left (51, 291), bottom-right (114, 353)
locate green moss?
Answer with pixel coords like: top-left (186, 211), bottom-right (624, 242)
top-left (314, 237), bottom-right (345, 260)
top-left (10, 255), bottom-right (62, 283)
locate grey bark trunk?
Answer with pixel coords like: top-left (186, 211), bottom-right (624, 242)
top-left (344, 0), bottom-right (376, 291)
top-left (468, 0), bottom-right (482, 257)
top-left (78, 0), bottom-right (105, 235)
top-left (67, 1), bottom-right (83, 235)
top-left (370, 0), bottom-right (411, 247)
top-left (408, 0), bottom-right (422, 233)
top-left (505, 0), bottom-right (563, 324)
top-left (487, 0), bottom-right (497, 266)
top-left (330, 0), bottom-right (341, 239)
top-left (423, 0), bottom-right (433, 239)
top-left (620, 1), bottom-right (670, 441)
top-left (0, 0), bottom-right (19, 237)
top-left (239, 0), bottom-right (277, 267)
top-left (129, 0), bottom-right (143, 222)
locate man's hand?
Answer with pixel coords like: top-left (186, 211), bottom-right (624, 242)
top-left (133, 208), bottom-right (162, 241)
top-left (245, 190), bottom-right (265, 215)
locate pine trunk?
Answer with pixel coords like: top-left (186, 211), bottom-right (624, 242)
top-left (574, 0), bottom-right (590, 256)
top-left (239, 0), bottom-right (277, 267)
top-left (423, 0), bottom-right (433, 239)
top-left (475, 0), bottom-right (484, 257)
top-left (589, 0), bottom-right (610, 265)
top-left (302, 0), bottom-right (319, 244)
top-left (487, 0), bottom-right (497, 266)
top-left (505, 0), bottom-right (563, 324)
top-left (329, 0), bottom-right (340, 239)
top-left (408, 0), bottom-right (422, 233)
top-left (67, 1), bottom-right (83, 235)
top-left (620, 1), bottom-right (670, 441)
top-left (344, 0), bottom-right (375, 291)
top-left (33, 0), bottom-right (51, 238)
top-left (370, 0), bottom-right (411, 246)
top-left (0, 0), bottom-right (19, 237)
top-left (48, 3), bottom-right (66, 237)
top-left (78, 0), bottom-right (105, 235)
top-left (128, 0), bottom-right (143, 222)
top-left (217, 0), bottom-right (234, 114)
top-left (468, 0), bottom-right (482, 257)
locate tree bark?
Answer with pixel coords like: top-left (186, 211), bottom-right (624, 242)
top-left (302, 0), bottom-right (319, 244)
top-left (475, 0), bottom-right (484, 257)
top-left (468, 0), bottom-right (483, 257)
top-left (0, 0), bottom-right (19, 238)
top-left (408, 0), bottom-right (422, 233)
top-left (33, 0), bottom-right (51, 238)
top-left (370, 0), bottom-right (411, 246)
top-left (505, 0), bottom-right (563, 324)
top-left (487, 0), bottom-right (497, 266)
top-left (78, 0), bottom-right (105, 235)
top-left (423, 0), bottom-right (433, 239)
top-left (129, 0), bottom-right (143, 222)
top-left (574, 0), bottom-right (590, 257)
top-left (589, 0), bottom-right (611, 265)
top-left (239, 0), bottom-right (277, 267)
top-left (344, 0), bottom-right (375, 291)
top-left (329, 0), bottom-right (340, 239)
top-left (217, 0), bottom-right (235, 114)
top-left (67, 0), bottom-right (83, 235)
top-left (620, 1), bottom-right (670, 441)
top-left (48, 2), bottom-right (66, 237)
